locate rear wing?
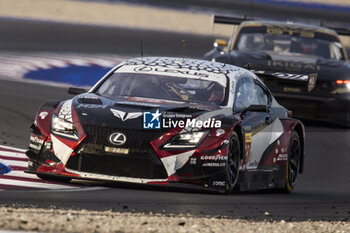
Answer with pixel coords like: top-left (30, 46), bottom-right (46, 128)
top-left (326, 26), bottom-right (350, 36)
top-left (213, 15), bottom-right (253, 26)
top-left (213, 14), bottom-right (350, 36)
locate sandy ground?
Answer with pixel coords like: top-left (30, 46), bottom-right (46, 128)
top-left (0, 0), bottom-right (349, 39)
top-left (0, 0), bottom-right (233, 36)
top-left (290, 0), bottom-right (350, 5)
top-left (0, 207), bottom-right (349, 233)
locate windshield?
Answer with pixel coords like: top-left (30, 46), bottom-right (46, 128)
top-left (95, 72), bottom-right (227, 106)
top-left (234, 26), bottom-right (345, 60)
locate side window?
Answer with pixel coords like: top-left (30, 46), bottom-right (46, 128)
top-left (234, 77), bottom-right (269, 111)
top-left (254, 82), bottom-right (269, 106)
top-left (234, 77), bottom-right (255, 111)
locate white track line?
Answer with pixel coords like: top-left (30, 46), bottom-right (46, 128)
top-left (0, 151), bottom-right (28, 159)
top-left (0, 160), bottom-right (27, 168)
top-left (0, 178), bottom-right (79, 189)
top-left (0, 178), bottom-right (80, 189)
top-left (2, 171), bottom-right (39, 180)
top-left (0, 145), bottom-right (27, 153)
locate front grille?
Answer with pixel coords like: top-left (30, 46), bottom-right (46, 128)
top-left (65, 125), bottom-right (168, 179)
top-left (83, 125), bottom-right (159, 152)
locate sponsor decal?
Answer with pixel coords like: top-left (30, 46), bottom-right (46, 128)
top-left (39, 111), bottom-right (48, 120)
top-left (277, 153), bottom-right (288, 161)
top-left (212, 181), bottom-right (225, 186)
top-left (245, 133), bottom-right (252, 143)
top-left (44, 141), bottom-right (52, 150)
top-left (266, 25), bottom-right (315, 38)
top-left (189, 157), bottom-right (197, 165)
top-left (202, 162), bottom-right (225, 167)
top-left (29, 143), bottom-right (41, 151)
top-left (283, 87), bottom-right (302, 93)
top-left (109, 132), bottom-right (127, 146)
top-left (201, 154), bottom-right (227, 161)
top-left (30, 135), bottom-right (44, 145)
top-left (143, 110), bottom-right (162, 129)
top-left (111, 109), bottom-right (143, 121)
top-left (29, 135), bottom-right (44, 151)
top-left (134, 65), bottom-right (210, 78)
top-left (267, 60), bottom-right (320, 72)
top-left (104, 146), bottom-right (129, 155)
top-left (216, 129), bottom-right (225, 137)
top-left (244, 132), bottom-right (252, 167)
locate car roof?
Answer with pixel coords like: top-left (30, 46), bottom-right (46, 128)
top-left (116, 57), bottom-right (255, 86)
top-left (240, 20), bottom-right (338, 36)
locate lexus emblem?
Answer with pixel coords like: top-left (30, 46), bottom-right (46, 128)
top-left (109, 132), bottom-right (127, 146)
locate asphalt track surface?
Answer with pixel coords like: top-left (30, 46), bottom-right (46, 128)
top-left (0, 20), bottom-right (349, 221)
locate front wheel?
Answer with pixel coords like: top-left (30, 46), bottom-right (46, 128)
top-left (283, 130), bottom-right (301, 193)
top-left (225, 131), bottom-right (240, 193)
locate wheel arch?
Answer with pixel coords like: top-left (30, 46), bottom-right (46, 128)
top-left (293, 123), bottom-right (305, 174)
top-left (233, 125), bottom-right (244, 161)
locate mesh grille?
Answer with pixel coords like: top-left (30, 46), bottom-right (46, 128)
top-left (65, 125), bottom-right (168, 179)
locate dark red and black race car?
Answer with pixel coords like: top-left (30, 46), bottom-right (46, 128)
top-left (205, 15), bottom-right (350, 126)
top-left (26, 57), bottom-right (305, 193)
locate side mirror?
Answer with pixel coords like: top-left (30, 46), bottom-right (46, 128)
top-left (214, 39), bottom-right (228, 51)
top-left (68, 87), bottom-right (86, 95)
top-left (241, 104), bottom-right (268, 116)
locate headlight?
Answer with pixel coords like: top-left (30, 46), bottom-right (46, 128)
top-left (51, 114), bottom-right (77, 139)
top-left (163, 131), bottom-right (209, 149)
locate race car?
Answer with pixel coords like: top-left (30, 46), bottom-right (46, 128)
top-left (204, 15), bottom-right (350, 126)
top-left (26, 57), bottom-right (305, 193)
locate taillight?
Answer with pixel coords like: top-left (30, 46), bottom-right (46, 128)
top-left (336, 80), bottom-right (350, 85)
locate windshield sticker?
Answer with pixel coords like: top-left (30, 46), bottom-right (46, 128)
top-left (117, 65), bottom-right (227, 87)
top-left (266, 26), bottom-right (315, 38)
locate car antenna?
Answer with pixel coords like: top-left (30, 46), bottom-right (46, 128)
top-left (140, 41), bottom-right (144, 58)
top-left (182, 39), bottom-right (186, 60)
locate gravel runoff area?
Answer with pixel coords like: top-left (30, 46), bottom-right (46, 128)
top-left (0, 0), bottom-right (350, 232)
top-left (0, 207), bottom-right (349, 233)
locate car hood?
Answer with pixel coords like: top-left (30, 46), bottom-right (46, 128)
top-left (71, 93), bottom-right (229, 130)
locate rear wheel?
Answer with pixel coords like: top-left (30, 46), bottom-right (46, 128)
top-left (37, 174), bottom-right (72, 183)
top-left (283, 130), bottom-right (301, 193)
top-left (225, 131), bottom-right (240, 193)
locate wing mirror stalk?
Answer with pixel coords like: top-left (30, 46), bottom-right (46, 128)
top-left (214, 39), bottom-right (228, 51)
top-left (241, 105), bottom-right (268, 117)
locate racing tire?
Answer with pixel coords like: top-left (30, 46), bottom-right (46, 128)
top-left (37, 174), bottom-right (72, 183)
top-left (282, 130), bottom-right (301, 193)
top-left (225, 131), bottom-right (240, 194)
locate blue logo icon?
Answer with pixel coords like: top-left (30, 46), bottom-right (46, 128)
top-left (0, 162), bottom-right (11, 175)
top-left (143, 110), bottom-right (161, 129)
